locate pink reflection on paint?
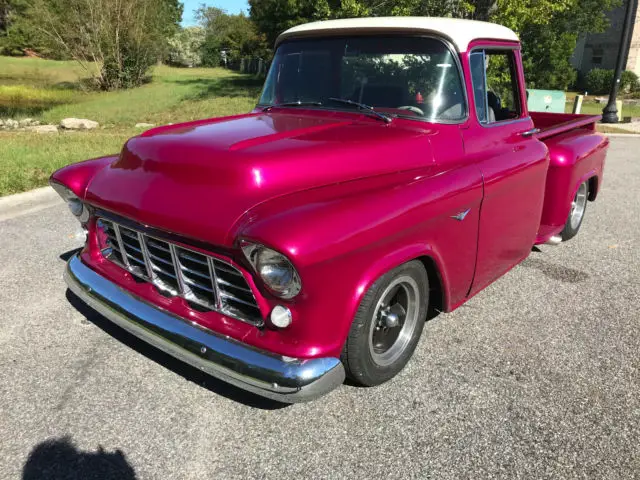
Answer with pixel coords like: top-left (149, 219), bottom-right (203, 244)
top-left (252, 168), bottom-right (263, 186)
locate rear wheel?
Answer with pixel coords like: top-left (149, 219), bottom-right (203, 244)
top-left (561, 181), bottom-right (589, 241)
top-left (341, 260), bottom-right (428, 386)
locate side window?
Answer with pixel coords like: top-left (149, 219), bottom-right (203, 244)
top-left (470, 49), bottom-right (522, 124)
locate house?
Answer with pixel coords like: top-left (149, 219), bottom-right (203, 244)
top-left (571, 0), bottom-right (640, 77)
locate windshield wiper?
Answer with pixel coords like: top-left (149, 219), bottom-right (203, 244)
top-left (328, 97), bottom-right (393, 124)
top-left (262, 101), bottom-right (323, 112)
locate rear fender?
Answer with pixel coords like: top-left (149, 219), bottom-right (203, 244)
top-left (538, 131), bottom-right (608, 236)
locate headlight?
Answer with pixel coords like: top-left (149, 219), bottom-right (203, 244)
top-left (50, 181), bottom-right (90, 224)
top-left (241, 242), bottom-right (301, 299)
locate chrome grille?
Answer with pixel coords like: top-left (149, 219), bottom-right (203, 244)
top-left (97, 218), bottom-right (263, 325)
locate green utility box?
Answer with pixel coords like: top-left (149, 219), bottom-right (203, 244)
top-left (527, 89), bottom-right (566, 113)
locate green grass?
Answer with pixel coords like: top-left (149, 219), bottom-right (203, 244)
top-left (0, 58), bottom-right (262, 123)
top-left (0, 56), bottom-right (263, 196)
top-left (564, 91), bottom-right (640, 117)
top-left (0, 130), bottom-right (135, 196)
top-left (0, 85), bottom-right (77, 116)
top-left (0, 56), bottom-right (93, 88)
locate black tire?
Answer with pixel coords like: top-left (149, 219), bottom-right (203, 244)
top-left (341, 260), bottom-right (428, 386)
top-left (561, 181), bottom-right (589, 241)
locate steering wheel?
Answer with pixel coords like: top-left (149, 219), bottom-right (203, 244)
top-left (397, 105), bottom-right (425, 116)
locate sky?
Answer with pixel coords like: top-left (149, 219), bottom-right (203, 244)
top-left (181, 0), bottom-right (250, 26)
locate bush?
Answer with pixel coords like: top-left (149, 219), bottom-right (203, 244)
top-left (16, 0), bottom-right (182, 90)
top-left (586, 68), bottom-right (640, 94)
top-left (167, 27), bottom-right (205, 68)
top-left (622, 70), bottom-right (640, 93)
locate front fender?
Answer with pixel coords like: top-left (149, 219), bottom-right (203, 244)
top-left (50, 155), bottom-right (118, 199)
top-left (231, 165), bottom-right (482, 358)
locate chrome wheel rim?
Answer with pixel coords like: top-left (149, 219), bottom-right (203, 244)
top-left (570, 182), bottom-right (588, 230)
top-left (368, 276), bottom-right (420, 367)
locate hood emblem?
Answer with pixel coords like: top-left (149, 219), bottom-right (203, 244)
top-left (451, 209), bottom-right (471, 221)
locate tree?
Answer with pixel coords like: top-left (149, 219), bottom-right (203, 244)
top-left (10, 0), bottom-right (182, 89)
top-left (491, 0), bottom-right (621, 89)
top-left (197, 6), bottom-right (268, 67)
top-left (249, 0), bottom-right (621, 90)
top-left (0, 0), bottom-right (37, 56)
top-left (167, 26), bottom-right (206, 67)
top-left (249, 0), bottom-right (331, 47)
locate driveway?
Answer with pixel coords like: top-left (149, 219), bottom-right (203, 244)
top-left (0, 136), bottom-right (638, 479)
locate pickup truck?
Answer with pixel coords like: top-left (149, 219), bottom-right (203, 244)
top-left (53, 17), bottom-right (609, 403)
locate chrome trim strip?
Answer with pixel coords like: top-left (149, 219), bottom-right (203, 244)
top-left (138, 232), bottom-right (155, 282)
top-left (207, 256), bottom-right (223, 310)
top-left (112, 223), bottom-right (131, 269)
top-left (220, 291), bottom-right (259, 308)
top-left (169, 243), bottom-right (187, 297)
top-left (212, 261), bottom-right (243, 276)
top-left (97, 217), bottom-right (263, 326)
top-left (64, 255), bottom-right (345, 403)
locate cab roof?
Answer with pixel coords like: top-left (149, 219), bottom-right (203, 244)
top-left (276, 17), bottom-right (519, 52)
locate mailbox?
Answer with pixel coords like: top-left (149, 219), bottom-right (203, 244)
top-left (527, 89), bottom-right (566, 113)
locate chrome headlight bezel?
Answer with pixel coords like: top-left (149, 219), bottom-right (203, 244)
top-left (241, 241), bottom-right (301, 299)
top-left (50, 181), bottom-right (90, 224)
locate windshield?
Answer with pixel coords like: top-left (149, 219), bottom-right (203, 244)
top-left (259, 36), bottom-right (466, 123)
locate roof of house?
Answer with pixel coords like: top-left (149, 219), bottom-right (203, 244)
top-left (276, 17), bottom-right (519, 52)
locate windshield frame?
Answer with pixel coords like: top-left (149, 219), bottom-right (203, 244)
top-left (256, 34), bottom-right (469, 125)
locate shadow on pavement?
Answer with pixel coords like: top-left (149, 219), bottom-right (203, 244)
top-left (23, 436), bottom-right (136, 480)
top-left (65, 290), bottom-right (289, 410)
top-left (520, 257), bottom-right (590, 284)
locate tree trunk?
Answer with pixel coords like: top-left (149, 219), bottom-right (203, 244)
top-left (472, 0), bottom-right (497, 21)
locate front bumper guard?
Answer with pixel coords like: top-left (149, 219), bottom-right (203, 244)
top-left (64, 255), bottom-right (345, 403)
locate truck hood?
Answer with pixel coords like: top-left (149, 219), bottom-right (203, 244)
top-left (85, 111), bottom-right (434, 246)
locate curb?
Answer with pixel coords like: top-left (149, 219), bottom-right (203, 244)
top-left (604, 133), bottom-right (640, 137)
top-left (0, 186), bottom-right (62, 222)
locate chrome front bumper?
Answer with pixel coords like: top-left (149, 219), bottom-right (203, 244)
top-left (64, 255), bottom-right (345, 403)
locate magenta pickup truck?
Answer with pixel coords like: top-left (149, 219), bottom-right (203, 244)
top-left (53, 17), bottom-right (608, 402)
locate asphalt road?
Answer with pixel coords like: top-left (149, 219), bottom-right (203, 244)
top-left (1, 136), bottom-right (638, 480)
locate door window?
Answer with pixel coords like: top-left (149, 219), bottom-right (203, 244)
top-left (470, 49), bottom-right (522, 124)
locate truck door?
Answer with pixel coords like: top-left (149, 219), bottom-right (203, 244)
top-left (463, 46), bottom-right (549, 294)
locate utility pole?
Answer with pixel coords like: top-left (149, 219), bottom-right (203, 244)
top-left (602, 0), bottom-right (638, 123)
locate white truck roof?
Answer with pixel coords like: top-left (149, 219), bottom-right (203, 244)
top-left (277, 17), bottom-right (519, 52)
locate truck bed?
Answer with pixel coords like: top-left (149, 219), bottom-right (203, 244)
top-left (530, 111), bottom-right (601, 140)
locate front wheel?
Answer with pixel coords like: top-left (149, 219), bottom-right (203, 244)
top-left (341, 260), bottom-right (428, 386)
top-left (561, 181), bottom-right (589, 241)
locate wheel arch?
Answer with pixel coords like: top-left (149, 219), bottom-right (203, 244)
top-left (350, 244), bottom-right (450, 327)
top-left (416, 255), bottom-right (445, 320)
top-left (588, 175), bottom-right (599, 201)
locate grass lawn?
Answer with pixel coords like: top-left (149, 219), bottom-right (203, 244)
top-left (564, 91), bottom-right (640, 117)
top-left (0, 56), bottom-right (263, 196)
top-left (565, 101), bottom-right (640, 117)
top-left (0, 130), bottom-right (135, 195)
top-left (2, 57), bottom-right (638, 197)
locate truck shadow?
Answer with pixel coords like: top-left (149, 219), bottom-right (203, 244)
top-left (65, 290), bottom-right (289, 410)
top-left (520, 256), bottom-right (590, 283)
top-left (23, 436), bottom-right (136, 480)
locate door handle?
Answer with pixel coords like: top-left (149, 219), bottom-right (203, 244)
top-left (520, 128), bottom-right (541, 137)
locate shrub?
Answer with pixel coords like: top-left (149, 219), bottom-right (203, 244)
top-left (167, 27), bottom-right (205, 68)
top-left (586, 68), bottom-right (640, 94)
top-left (16, 0), bottom-right (182, 90)
top-left (621, 70), bottom-right (640, 93)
